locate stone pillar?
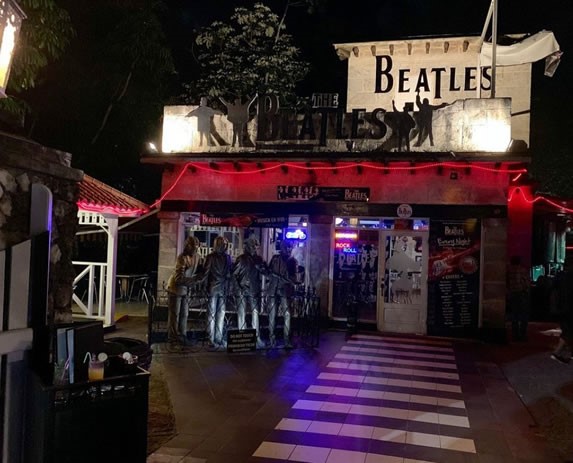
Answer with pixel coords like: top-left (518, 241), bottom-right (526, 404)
top-left (0, 133), bottom-right (82, 323)
top-left (157, 211), bottom-right (180, 293)
top-left (480, 217), bottom-right (508, 343)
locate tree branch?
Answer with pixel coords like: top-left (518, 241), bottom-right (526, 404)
top-left (91, 64), bottom-right (135, 145)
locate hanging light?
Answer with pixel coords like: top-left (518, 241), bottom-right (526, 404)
top-left (0, 0), bottom-right (26, 98)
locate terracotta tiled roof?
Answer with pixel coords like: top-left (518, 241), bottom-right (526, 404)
top-left (78, 175), bottom-right (149, 216)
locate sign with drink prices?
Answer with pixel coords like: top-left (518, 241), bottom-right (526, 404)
top-left (427, 219), bottom-right (481, 337)
top-left (227, 329), bottom-right (257, 353)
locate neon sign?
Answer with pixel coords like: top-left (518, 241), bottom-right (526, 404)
top-left (335, 242), bottom-right (359, 254)
top-left (335, 231), bottom-right (358, 240)
top-left (285, 228), bottom-right (307, 240)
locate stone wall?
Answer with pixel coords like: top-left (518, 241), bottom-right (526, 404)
top-left (338, 36), bottom-right (532, 145)
top-left (0, 132), bottom-right (83, 323)
top-left (157, 211), bottom-right (179, 293)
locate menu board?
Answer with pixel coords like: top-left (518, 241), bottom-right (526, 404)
top-left (427, 219), bottom-right (481, 337)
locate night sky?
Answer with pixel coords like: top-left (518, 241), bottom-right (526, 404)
top-left (163, 0), bottom-right (572, 99)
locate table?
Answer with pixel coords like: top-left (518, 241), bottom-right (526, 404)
top-left (116, 274), bottom-right (149, 302)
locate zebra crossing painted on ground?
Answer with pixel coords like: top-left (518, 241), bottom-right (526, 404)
top-left (253, 333), bottom-right (477, 463)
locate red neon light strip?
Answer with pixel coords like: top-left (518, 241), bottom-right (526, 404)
top-left (186, 161), bottom-right (526, 175)
top-left (508, 187), bottom-right (573, 214)
top-left (145, 161), bottom-right (528, 211)
top-left (77, 201), bottom-right (147, 215)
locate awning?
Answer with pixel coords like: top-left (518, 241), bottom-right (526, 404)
top-left (77, 175), bottom-right (149, 217)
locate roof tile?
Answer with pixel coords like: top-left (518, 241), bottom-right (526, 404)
top-left (78, 175), bottom-right (149, 216)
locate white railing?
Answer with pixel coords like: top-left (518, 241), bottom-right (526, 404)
top-left (72, 261), bottom-right (108, 321)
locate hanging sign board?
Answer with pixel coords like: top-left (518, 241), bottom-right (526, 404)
top-left (200, 213), bottom-right (288, 228)
top-left (277, 186), bottom-right (369, 202)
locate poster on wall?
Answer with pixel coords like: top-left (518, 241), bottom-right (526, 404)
top-left (427, 219), bottom-right (481, 337)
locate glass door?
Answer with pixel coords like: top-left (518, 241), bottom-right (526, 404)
top-left (332, 227), bottom-right (379, 323)
top-left (379, 231), bottom-right (428, 334)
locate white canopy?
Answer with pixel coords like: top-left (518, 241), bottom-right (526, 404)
top-left (480, 30), bottom-right (560, 66)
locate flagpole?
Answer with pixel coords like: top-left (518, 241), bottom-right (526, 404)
top-left (477, 0), bottom-right (495, 98)
top-left (491, 0), bottom-right (498, 98)
top-left (476, 0), bottom-right (497, 98)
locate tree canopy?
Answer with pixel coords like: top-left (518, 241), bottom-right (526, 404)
top-left (186, 3), bottom-right (309, 105)
top-left (4, 0), bottom-right (175, 202)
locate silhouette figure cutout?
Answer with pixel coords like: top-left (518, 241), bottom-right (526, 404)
top-left (186, 97), bottom-right (221, 147)
top-left (414, 90), bottom-right (448, 147)
top-left (219, 95), bottom-right (258, 147)
top-left (391, 100), bottom-right (416, 152)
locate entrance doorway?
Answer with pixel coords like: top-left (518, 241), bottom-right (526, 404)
top-left (379, 230), bottom-right (428, 334)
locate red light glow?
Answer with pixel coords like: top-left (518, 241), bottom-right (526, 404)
top-left (77, 201), bottom-right (147, 216)
top-left (508, 187), bottom-right (573, 214)
top-left (145, 161), bottom-right (528, 211)
top-left (335, 232), bottom-right (358, 240)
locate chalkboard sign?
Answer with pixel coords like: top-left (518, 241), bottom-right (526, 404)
top-left (227, 329), bottom-right (257, 353)
top-left (427, 219), bottom-right (481, 337)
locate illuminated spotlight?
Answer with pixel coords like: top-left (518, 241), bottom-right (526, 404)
top-left (147, 142), bottom-right (158, 153)
top-left (470, 118), bottom-right (511, 151)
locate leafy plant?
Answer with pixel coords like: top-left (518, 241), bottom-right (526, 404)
top-left (187, 3), bottom-right (309, 105)
top-left (0, 0), bottom-right (74, 119)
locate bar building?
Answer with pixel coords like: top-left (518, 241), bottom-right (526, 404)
top-left (142, 33), bottom-right (559, 341)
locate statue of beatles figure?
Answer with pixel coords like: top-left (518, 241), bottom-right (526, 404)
top-left (166, 236), bottom-right (204, 346)
top-left (232, 237), bottom-right (266, 348)
top-left (266, 240), bottom-right (298, 348)
top-left (203, 236), bottom-right (232, 348)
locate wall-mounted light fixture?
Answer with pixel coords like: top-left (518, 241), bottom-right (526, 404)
top-left (0, 0), bottom-right (26, 98)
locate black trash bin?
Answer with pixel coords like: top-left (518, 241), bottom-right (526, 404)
top-left (25, 363), bottom-right (150, 463)
top-left (104, 337), bottom-right (153, 370)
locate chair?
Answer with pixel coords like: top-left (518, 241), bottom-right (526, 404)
top-left (129, 275), bottom-right (150, 303)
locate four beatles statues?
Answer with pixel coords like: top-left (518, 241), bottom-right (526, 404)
top-left (167, 236), bottom-right (299, 349)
